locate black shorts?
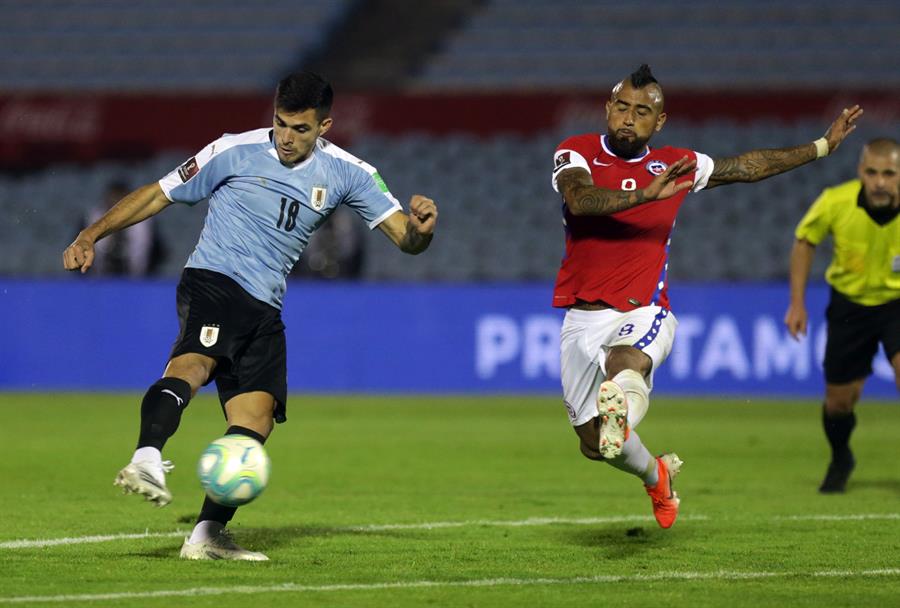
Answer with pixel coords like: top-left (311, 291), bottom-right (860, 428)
top-left (171, 268), bottom-right (287, 423)
top-left (823, 288), bottom-right (900, 385)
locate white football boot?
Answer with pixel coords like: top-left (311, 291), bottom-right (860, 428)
top-left (597, 380), bottom-right (629, 458)
top-left (180, 529), bottom-right (269, 561)
top-left (113, 460), bottom-right (174, 507)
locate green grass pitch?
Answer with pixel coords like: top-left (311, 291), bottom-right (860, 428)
top-left (1, 393), bottom-right (898, 607)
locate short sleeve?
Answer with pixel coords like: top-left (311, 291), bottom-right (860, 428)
top-left (551, 138), bottom-right (593, 193)
top-left (691, 152), bottom-right (715, 192)
top-left (159, 137), bottom-right (234, 205)
top-left (795, 190), bottom-right (832, 245)
top-left (343, 164), bottom-right (402, 229)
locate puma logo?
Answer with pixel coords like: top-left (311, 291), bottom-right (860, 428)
top-left (161, 389), bottom-right (184, 407)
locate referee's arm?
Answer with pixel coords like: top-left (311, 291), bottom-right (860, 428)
top-left (63, 183), bottom-right (172, 273)
top-left (785, 238), bottom-right (817, 339)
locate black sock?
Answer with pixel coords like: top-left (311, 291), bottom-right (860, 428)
top-left (822, 405), bottom-right (856, 462)
top-left (197, 425), bottom-right (268, 525)
top-left (136, 378), bottom-right (192, 450)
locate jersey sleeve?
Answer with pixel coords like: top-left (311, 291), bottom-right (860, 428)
top-left (158, 135), bottom-right (237, 205)
top-left (342, 161), bottom-right (402, 229)
top-left (794, 190), bottom-right (832, 245)
top-left (690, 151), bottom-right (715, 192)
top-left (551, 137), bottom-right (593, 193)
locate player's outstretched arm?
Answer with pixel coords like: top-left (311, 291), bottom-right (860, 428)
top-left (558, 156), bottom-right (697, 216)
top-left (705, 106), bottom-right (863, 190)
top-left (784, 238), bottom-right (817, 340)
top-left (376, 195), bottom-right (438, 254)
top-left (63, 182), bottom-right (172, 273)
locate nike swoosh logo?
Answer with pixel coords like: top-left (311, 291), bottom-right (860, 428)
top-left (592, 159), bottom-right (613, 166)
top-left (161, 389), bottom-right (184, 407)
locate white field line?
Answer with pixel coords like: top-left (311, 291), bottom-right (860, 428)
top-left (1, 512), bottom-right (897, 550)
top-left (3, 569), bottom-right (900, 604)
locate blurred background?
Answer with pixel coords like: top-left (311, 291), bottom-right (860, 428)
top-left (0, 0), bottom-right (897, 397)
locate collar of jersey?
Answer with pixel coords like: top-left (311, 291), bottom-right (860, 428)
top-left (601, 135), bottom-right (650, 163)
top-left (267, 141), bottom-right (317, 170)
top-left (857, 189), bottom-right (900, 226)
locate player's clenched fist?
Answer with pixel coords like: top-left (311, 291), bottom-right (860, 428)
top-left (63, 237), bottom-right (96, 273)
top-left (409, 194), bottom-right (437, 235)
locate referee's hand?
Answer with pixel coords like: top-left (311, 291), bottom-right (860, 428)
top-left (784, 303), bottom-right (808, 340)
top-left (63, 237), bottom-right (95, 273)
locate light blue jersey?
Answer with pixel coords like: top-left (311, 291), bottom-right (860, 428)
top-left (159, 128), bottom-right (401, 308)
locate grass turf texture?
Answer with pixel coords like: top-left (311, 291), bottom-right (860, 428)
top-left (1, 393), bottom-right (898, 607)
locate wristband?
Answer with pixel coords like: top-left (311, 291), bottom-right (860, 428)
top-left (813, 137), bottom-right (830, 159)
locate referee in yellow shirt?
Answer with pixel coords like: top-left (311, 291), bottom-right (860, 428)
top-left (785, 138), bottom-right (900, 493)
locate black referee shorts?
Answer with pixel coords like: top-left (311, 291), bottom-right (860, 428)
top-left (823, 288), bottom-right (900, 385)
top-left (170, 268), bottom-right (287, 423)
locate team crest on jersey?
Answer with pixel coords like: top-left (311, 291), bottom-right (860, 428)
top-left (178, 157), bottom-right (199, 183)
top-left (199, 324), bottom-right (220, 348)
top-left (646, 160), bottom-right (668, 176)
top-left (310, 185), bottom-right (328, 211)
top-left (555, 152), bottom-right (571, 170)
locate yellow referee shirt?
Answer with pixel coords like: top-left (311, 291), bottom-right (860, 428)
top-left (795, 179), bottom-right (900, 306)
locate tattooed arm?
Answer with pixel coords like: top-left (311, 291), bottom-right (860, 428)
top-left (558, 157), bottom-right (696, 216)
top-left (705, 106), bottom-right (863, 190)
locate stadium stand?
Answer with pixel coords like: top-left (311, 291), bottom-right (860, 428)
top-left (0, 0), bottom-right (353, 91)
top-left (413, 0), bottom-right (900, 90)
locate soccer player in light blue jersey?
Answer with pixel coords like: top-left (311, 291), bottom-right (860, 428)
top-left (63, 72), bottom-right (438, 560)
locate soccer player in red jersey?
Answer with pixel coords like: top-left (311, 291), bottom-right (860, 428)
top-left (551, 64), bottom-right (862, 528)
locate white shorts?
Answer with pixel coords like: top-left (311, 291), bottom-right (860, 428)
top-left (559, 306), bottom-right (678, 427)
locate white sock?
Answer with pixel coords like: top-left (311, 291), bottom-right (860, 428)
top-left (606, 430), bottom-right (659, 486)
top-left (611, 369), bottom-right (650, 428)
top-left (189, 520), bottom-right (224, 544)
top-left (131, 446), bottom-right (162, 465)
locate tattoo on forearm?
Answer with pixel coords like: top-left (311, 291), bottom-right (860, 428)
top-left (559, 172), bottom-right (644, 216)
top-left (570, 184), bottom-right (643, 215)
top-left (709, 143), bottom-right (815, 185)
top-left (400, 222), bottom-right (432, 254)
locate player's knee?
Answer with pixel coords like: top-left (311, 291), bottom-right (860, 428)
top-left (164, 355), bottom-right (215, 394)
top-left (825, 395), bottom-right (856, 416)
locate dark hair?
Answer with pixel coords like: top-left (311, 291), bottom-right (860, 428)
top-left (630, 64), bottom-right (659, 88)
top-left (275, 71), bottom-right (333, 119)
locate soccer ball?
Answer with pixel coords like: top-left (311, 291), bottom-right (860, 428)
top-left (197, 435), bottom-right (271, 507)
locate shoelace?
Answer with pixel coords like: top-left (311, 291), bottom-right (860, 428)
top-left (160, 460), bottom-right (174, 474)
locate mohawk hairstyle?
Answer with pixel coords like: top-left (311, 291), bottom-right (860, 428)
top-left (630, 64), bottom-right (659, 88)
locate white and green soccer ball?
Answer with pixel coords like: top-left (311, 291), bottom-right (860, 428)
top-left (197, 435), bottom-right (271, 507)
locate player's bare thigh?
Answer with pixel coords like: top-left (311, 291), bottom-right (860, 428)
top-left (164, 352), bottom-right (217, 396)
top-left (224, 391), bottom-right (276, 439)
top-left (605, 345), bottom-right (652, 379)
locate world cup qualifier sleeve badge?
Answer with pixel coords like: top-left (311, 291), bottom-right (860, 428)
top-left (199, 324), bottom-right (220, 348)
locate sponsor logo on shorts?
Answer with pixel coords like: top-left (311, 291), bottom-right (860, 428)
top-left (646, 160), bottom-right (668, 176)
top-left (199, 324), bottom-right (220, 348)
top-left (555, 152), bottom-right (571, 170)
top-left (310, 185), bottom-right (328, 211)
top-left (178, 157), bottom-right (199, 183)
top-left (564, 400), bottom-right (577, 421)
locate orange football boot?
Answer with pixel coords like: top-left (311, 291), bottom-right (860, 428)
top-left (645, 453), bottom-right (683, 528)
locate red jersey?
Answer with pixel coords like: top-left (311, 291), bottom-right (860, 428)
top-left (551, 134), bottom-right (713, 311)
